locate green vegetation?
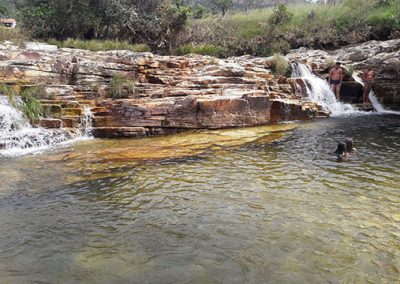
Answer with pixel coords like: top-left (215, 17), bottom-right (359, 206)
top-left (270, 54), bottom-right (290, 76)
top-left (174, 43), bottom-right (228, 57)
top-left (47, 39), bottom-right (151, 52)
top-left (20, 86), bottom-right (46, 122)
top-left (0, 27), bottom-right (27, 45)
top-left (213, 0), bottom-right (233, 15)
top-left (0, 84), bottom-right (47, 122)
top-left (14, 0), bottom-right (190, 53)
top-left (108, 75), bottom-right (135, 99)
top-left (2, 0), bottom-right (399, 56)
top-left (0, 84), bottom-right (17, 107)
top-left (177, 0), bottom-right (400, 57)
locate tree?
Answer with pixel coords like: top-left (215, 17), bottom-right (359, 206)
top-left (0, 4), bottom-right (8, 16)
top-left (158, 0), bottom-right (192, 52)
top-left (213, 0), bottom-right (233, 15)
top-left (14, 0), bottom-right (191, 52)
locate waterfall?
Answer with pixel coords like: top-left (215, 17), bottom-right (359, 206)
top-left (80, 106), bottom-right (94, 137)
top-left (0, 96), bottom-right (93, 157)
top-left (352, 73), bottom-right (400, 115)
top-left (291, 63), bottom-right (356, 116)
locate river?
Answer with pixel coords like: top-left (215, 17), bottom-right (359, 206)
top-left (0, 114), bottom-right (399, 283)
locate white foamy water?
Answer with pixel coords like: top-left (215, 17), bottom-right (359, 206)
top-left (80, 106), bottom-right (94, 137)
top-left (291, 63), bottom-right (358, 116)
top-left (353, 73), bottom-right (400, 115)
top-left (0, 96), bottom-right (93, 157)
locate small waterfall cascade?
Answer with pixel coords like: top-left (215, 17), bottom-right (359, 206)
top-left (0, 96), bottom-right (30, 133)
top-left (0, 96), bottom-right (93, 157)
top-left (80, 106), bottom-right (94, 137)
top-left (291, 63), bottom-right (356, 116)
top-left (352, 73), bottom-right (400, 114)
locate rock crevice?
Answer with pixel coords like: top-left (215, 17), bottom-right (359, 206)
top-left (1, 42), bottom-right (328, 137)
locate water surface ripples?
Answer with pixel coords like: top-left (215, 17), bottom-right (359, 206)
top-left (0, 114), bottom-right (399, 283)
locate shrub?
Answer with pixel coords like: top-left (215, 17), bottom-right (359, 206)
top-left (270, 54), bottom-right (290, 76)
top-left (268, 4), bottom-right (293, 27)
top-left (0, 84), bottom-right (17, 105)
top-left (108, 75), bottom-right (135, 99)
top-left (193, 4), bottom-right (208, 19)
top-left (367, 4), bottom-right (400, 38)
top-left (20, 86), bottom-right (46, 122)
top-left (0, 27), bottom-right (28, 45)
top-left (174, 44), bottom-right (229, 57)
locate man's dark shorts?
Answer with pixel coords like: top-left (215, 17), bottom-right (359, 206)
top-left (330, 80), bottom-right (341, 86)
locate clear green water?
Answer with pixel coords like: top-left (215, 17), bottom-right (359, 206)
top-left (0, 114), bottom-right (399, 283)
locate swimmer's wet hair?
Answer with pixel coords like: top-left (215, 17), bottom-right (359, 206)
top-left (345, 138), bottom-right (353, 152)
top-left (334, 142), bottom-right (346, 156)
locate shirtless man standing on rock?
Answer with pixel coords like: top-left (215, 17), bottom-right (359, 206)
top-left (362, 68), bottom-right (375, 105)
top-left (329, 62), bottom-right (343, 101)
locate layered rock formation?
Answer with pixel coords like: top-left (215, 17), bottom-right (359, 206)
top-left (0, 42), bottom-right (325, 138)
top-left (288, 39), bottom-right (400, 109)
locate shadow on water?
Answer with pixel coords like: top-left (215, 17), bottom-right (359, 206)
top-left (0, 114), bottom-right (399, 283)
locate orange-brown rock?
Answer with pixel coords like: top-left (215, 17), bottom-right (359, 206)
top-left (288, 39), bottom-right (400, 109)
top-left (35, 118), bottom-right (62, 128)
top-left (0, 42), bottom-right (329, 138)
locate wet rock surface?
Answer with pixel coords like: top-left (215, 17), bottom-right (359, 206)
top-left (1, 42), bottom-right (328, 137)
top-left (288, 39), bottom-right (400, 109)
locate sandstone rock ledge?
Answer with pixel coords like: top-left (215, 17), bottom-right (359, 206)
top-left (288, 39), bottom-right (400, 109)
top-left (0, 42), bottom-right (327, 138)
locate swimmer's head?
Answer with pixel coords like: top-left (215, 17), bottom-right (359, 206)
top-left (345, 138), bottom-right (354, 152)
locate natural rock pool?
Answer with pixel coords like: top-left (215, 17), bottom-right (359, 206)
top-left (0, 114), bottom-right (399, 283)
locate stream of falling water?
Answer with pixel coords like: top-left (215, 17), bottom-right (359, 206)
top-left (0, 96), bottom-right (93, 157)
top-left (291, 63), bottom-right (358, 116)
top-left (353, 73), bottom-right (400, 115)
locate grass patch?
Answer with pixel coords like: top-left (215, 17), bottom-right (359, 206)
top-left (20, 86), bottom-right (46, 122)
top-left (180, 1), bottom-right (399, 55)
top-left (47, 38), bottom-right (151, 52)
top-left (229, 9), bottom-right (273, 40)
top-left (0, 84), bottom-right (46, 123)
top-left (367, 4), bottom-right (400, 36)
top-left (108, 75), bottom-right (135, 99)
top-left (0, 27), bottom-right (28, 45)
top-left (0, 84), bottom-right (17, 105)
top-left (270, 54), bottom-right (290, 76)
top-left (174, 44), bottom-right (229, 57)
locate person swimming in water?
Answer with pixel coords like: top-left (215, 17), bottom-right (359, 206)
top-left (334, 142), bottom-right (348, 161)
top-left (345, 138), bottom-right (356, 154)
top-left (334, 138), bottom-right (356, 161)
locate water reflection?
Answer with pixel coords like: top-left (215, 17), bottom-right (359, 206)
top-left (0, 115), bottom-right (399, 283)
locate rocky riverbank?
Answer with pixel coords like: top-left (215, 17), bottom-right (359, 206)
top-left (1, 39), bottom-right (399, 138)
top-left (0, 42), bottom-right (325, 138)
top-left (288, 39), bottom-right (400, 109)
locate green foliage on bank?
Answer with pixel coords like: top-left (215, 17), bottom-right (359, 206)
top-left (177, 0), bottom-right (400, 57)
top-left (174, 44), bottom-right (229, 57)
top-left (0, 27), bottom-right (27, 45)
top-left (14, 0), bottom-right (191, 53)
top-left (0, 84), bottom-right (17, 106)
top-left (0, 84), bottom-right (46, 123)
top-left (47, 39), bottom-right (151, 52)
top-left (108, 75), bottom-right (135, 99)
top-left (5, 0), bottom-right (400, 57)
top-left (270, 54), bottom-right (290, 77)
top-left (19, 86), bottom-right (46, 122)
